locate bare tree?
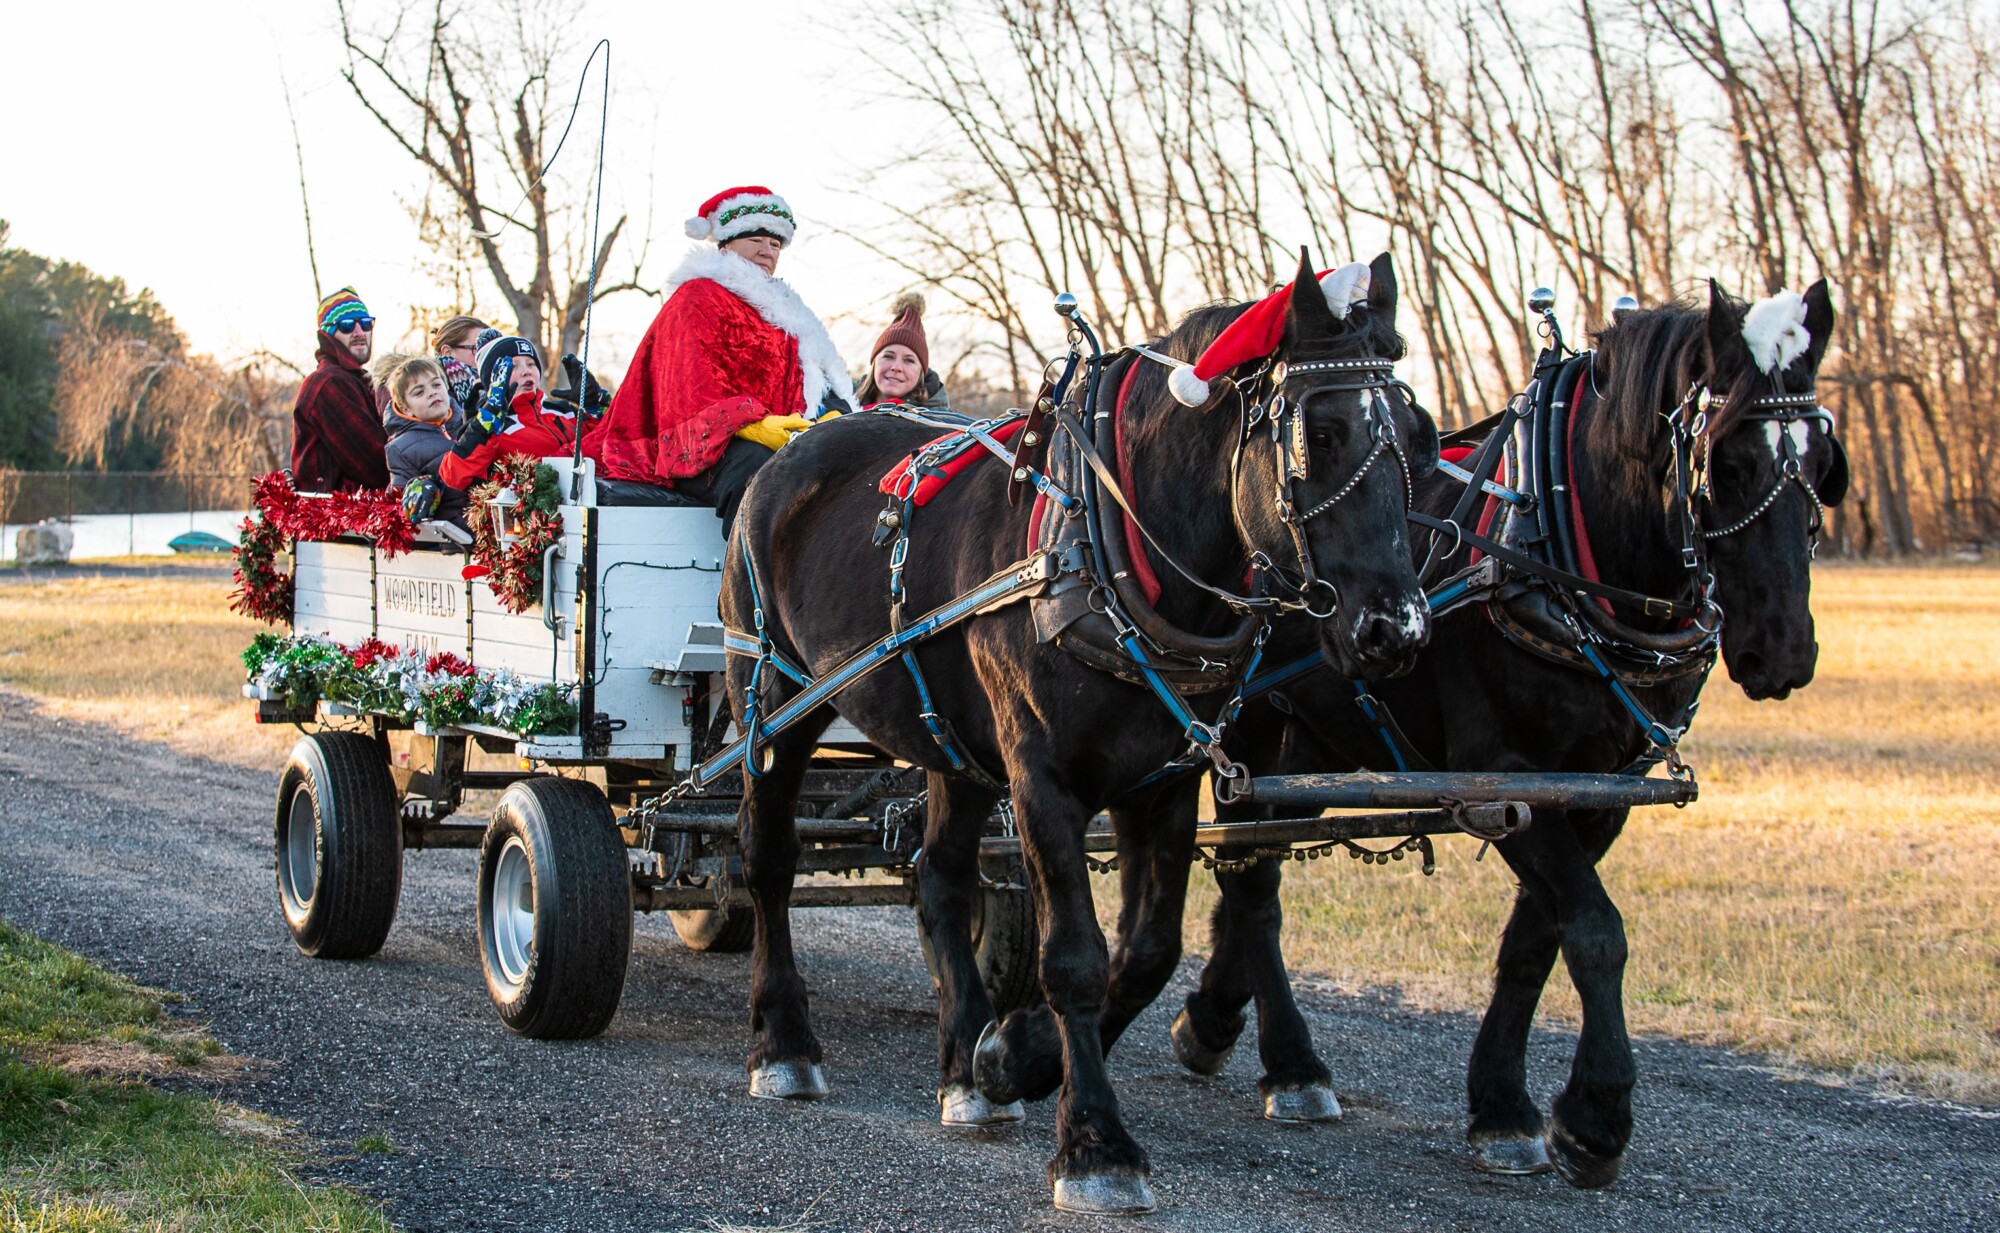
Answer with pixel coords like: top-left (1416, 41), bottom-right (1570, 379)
top-left (336, 0), bottom-right (652, 359)
top-left (838, 0), bottom-right (1291, 399)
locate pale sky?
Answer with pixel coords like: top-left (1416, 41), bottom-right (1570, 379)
top-left (3, 0), bottom-right (930, 378)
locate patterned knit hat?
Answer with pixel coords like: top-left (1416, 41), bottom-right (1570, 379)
top-left (684, 186), bottom-right (796, 246)
top-left (871, 293), bottom-right (929, 372)
top-left (317, 287), bottom-right (371, 333)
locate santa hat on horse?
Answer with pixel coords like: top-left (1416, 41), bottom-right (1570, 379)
top-left (1167, 261), bottom-right (1375, 407)
top-left (684, 186), bottom-right (797, 246)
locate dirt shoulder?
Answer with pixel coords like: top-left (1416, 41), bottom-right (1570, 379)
top-left (0, 691), bottom-right (1992, 1232)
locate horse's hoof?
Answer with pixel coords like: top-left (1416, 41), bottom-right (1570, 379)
top-left (747, 1060), bottom-right (829, 1101)
top-left (1263, 1083), bottom-right (1342, 1123)
top-left (940, 1084), bottom-right (1024, 1127)
top-left (1470, 1133), bottom-right (1554, 1175)
top-left (972, 1019), bottom-right (1018, 1103)
top-left (1545, 1120), bottom-right (1622, 1189)
top-left (1170, 1007), bottom-right (1235, 1076)
top-left (1051, 1171), bottom-right (1156, 1216)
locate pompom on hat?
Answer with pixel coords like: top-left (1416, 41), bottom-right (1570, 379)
top-left (1168, 262), bottom-right (1375, 407)
top-left (685, 186), bottom-right (797, 246)
top-left (871, 292), bottom-right (929, 372)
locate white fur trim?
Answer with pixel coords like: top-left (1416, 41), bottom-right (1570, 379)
top-left (1742, 290), bottom-right (1810, 374)
top-left (704, 191), bottom-right (796, 245)
top-left (1319, 262), bottom-right (1372, 318)
top-left (1169, 364), bottom-right (1212, 407)
top-left (684, 216), bottom-right (714, 241)
top-left (662, 247), bottom-right (855, 416)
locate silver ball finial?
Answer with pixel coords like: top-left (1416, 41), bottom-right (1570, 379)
top-left (1528, 287), bottom-right (1557, 315)
top-left (1612, 294), bottom-right (1640, 321)
top-left (1054, 292), bottom-right (1079, 319)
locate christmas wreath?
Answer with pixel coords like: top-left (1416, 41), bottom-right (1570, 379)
top-left (468, 455), bottom-right (565, 614)
top-left (230, 472), bottom-right (417, 624)
top-left (243, 632), bottom-right (577, 737)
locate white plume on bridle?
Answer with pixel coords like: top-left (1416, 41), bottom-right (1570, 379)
top-left (1741, 290), bottom-right (1811, 375)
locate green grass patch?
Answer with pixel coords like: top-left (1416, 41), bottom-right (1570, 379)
top-left (0, 917), bottom-right (395, 1231)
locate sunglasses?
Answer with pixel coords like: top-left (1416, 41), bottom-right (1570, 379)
top-left (331, 316), bottom-right (376, 335)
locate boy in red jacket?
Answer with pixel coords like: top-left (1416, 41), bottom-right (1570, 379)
top-left (437, 334), bottom-right (606, 491)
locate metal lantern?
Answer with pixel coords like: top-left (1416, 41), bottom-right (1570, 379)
top-left (488, 486), bottom-right (521, 546)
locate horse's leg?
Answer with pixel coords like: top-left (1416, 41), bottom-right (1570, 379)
top-left (915, 772), bottom-right (1023, 1126)
top-left (981, 737), bottom-right (1153, 1215)
top-left (1475, 808), bottom-right (1634, 1188)
top-left (971, 785), bottom-right (1198, 1105)
top-left (741, 712), bottom-right (836, 1099)
top-left (1176, 847), bottom-right (1342, 1122)
top-left (1465, 882), bottom-right (1561, 1174)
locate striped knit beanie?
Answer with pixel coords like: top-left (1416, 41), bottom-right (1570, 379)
top-left (317, 287), bottom-right (371, 333)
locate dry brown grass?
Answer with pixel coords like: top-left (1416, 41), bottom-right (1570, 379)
top-left (1160, 563), bottom-right (2000, 1103)
top-left (0, 560), bottom-right (295, 769)
top-left (4, 560), bottom-right (1995, 1102)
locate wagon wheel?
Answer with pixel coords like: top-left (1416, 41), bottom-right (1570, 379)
top-left (274, 732), bottom-right (403, 959)
top-left (476, 777), bottom-right (633, 1039)
top-left (921, 855), bottom-right (1041, 1018)
top-left (669, 905), bottom-right (756, 953)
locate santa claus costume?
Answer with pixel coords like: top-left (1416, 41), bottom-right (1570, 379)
top-left (585, 186), bottom-right (854, 528)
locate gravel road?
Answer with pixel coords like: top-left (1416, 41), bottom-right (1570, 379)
top-left (0, 690), bottom-right (1993, 1232)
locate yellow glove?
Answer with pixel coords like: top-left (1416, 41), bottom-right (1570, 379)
top-left (733, 414), bottom-right (812, 451)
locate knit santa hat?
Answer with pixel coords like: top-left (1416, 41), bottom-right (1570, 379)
top-left (872, 292), bottom-right (929, 371)
top-left (684, 186), bottom-right (797, 246)
top-left (1168, 262), bottom-right (1375, 407)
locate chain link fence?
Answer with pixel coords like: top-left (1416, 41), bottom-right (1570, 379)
top-left (1, 471), bottom-right (254, 562)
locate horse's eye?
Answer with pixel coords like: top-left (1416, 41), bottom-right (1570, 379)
top-left (1308, 432), bottom-right (1332, 451)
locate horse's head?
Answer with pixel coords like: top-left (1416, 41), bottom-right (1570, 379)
top-left (1231, 250), bottom-right (1437, 678)
top-left (1697, 279), bottom-right (1847, 699)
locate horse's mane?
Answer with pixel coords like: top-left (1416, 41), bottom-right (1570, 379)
top-left (1590, 295), bottom-right (1770, 450)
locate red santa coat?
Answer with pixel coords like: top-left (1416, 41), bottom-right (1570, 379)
top-left (585, 248), bottom-right (854, 485)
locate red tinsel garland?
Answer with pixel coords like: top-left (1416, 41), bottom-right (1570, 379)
top-left (249, 471), bottom-right (417, 557)
top-left (229, 471), bottom-right (421, 625)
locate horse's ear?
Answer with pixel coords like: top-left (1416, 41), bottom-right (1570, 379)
top-left (1801, 279), bottom-right (1835, 372)
top-left (1287, 246), bottom-right (1338, 339)
top-left (1407, 401), bottom-right (1440, 479)
top-left (1367, 252), bottom-right (1398, 333)
top-left (1819, 433), bottom-right (1849, 507)
top-left (1706, 279), bottom-right (1744, 364)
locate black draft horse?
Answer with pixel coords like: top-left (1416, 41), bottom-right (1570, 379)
top-left (1169, 280), bottom-right (1849, 1187)
top-left (720, 253), bottom-right (1437, 1214)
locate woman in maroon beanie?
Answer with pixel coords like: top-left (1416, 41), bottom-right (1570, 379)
top-left (854, 293), bottom-right (951, 410)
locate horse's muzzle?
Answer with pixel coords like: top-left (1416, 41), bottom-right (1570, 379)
top-left (1325, 596), bottom-right (1430, 680)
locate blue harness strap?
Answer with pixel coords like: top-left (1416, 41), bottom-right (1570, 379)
top-left (698, 553), bottom-right (1063, 789)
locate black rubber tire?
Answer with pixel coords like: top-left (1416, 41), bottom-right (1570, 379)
top-left (921, 858), bottom-right (1041, 1018)
top-left (972, 879), bottom-right (1041, 1018)
top-left (274, 732), bottom-right (403, 960)
top-left (476, 777), bottom-right (633, 1039)
top-left (669, 906), bottom-right (756, 953)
